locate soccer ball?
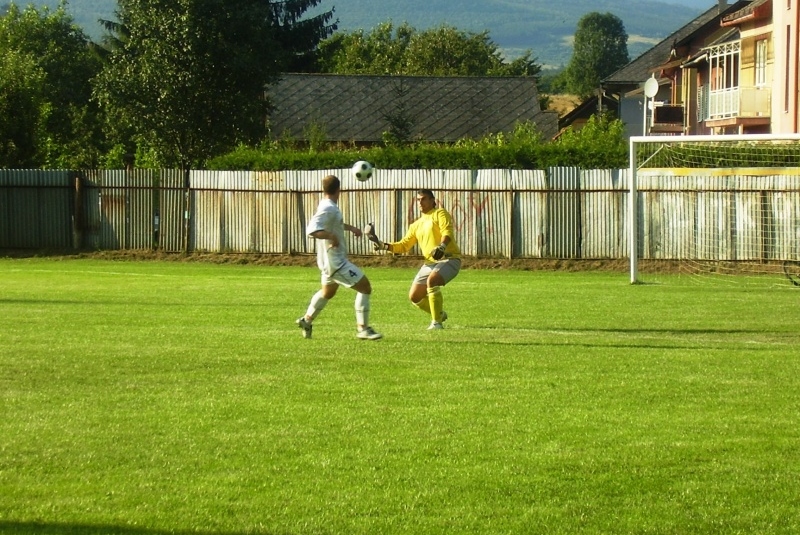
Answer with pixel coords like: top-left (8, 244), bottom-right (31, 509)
top-left (351, 160), bottom-right (374, 182)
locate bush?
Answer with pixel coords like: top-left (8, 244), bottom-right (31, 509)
top-left (206, 117), bottom-right (628, 171)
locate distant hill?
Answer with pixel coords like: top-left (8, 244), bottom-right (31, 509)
top-left (662, 0), bottom-right (720, 7)
top-left (16, 0), bottom-right (715, 68)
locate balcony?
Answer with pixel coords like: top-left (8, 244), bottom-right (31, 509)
top-left (705, 86), bottom-right (771, 121)
top-left (650, 104), bottom-right (684, 134)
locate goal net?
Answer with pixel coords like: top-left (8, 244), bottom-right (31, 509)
top-left (628, 134), bottom-right (800, 287)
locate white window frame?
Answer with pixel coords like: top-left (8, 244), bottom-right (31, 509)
top-left (755, 39), bottom-right (767, 87)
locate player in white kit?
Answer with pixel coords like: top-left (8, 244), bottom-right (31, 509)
top-left (296, 175), bottom-right (382, 340)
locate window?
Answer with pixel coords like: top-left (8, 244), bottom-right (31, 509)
top-left (755, 39), bottom-right (767, 87)
top-left (708, 41), bottom-right (740, 90)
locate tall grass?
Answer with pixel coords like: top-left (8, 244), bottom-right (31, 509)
top-left (1, 258), bottom-right (799, 535)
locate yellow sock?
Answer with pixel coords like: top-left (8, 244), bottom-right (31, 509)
top-left (413, 297), bottom-right (431, 314)
top-left (427, 286), bottom-right (443, 323)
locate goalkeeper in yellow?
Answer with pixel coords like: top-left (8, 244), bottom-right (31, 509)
top-left (367, 189), bottom-right (461, 330)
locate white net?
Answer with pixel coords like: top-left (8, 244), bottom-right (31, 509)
top-left (629, 135), bottom-right (800, 287)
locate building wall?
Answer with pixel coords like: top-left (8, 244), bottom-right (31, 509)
top-left (772, 0), bottom-right (800, 132)
top-left (620, 96), bottom-right (646, 138)
top-left (682, 67), bottom-right (700, 135)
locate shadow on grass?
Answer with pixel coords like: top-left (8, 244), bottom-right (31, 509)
top-left (453, 326), bottom-right (789, 350)
top-left (473, 326), bottom-right (778, 335)
top-left (0, 298), bottom-right (263, 308)
top-left (0, 521), bottom-right (279, 535)
top-left (563, 327), bottom-right (772, 334)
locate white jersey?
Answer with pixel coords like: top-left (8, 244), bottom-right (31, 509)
top-left (306, 198), bottom-right (349, 276)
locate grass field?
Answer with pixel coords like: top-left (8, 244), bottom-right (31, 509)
top-left (1, 257), bottom-right (799, 535)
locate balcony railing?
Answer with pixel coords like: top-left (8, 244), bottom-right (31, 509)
top-left (706, 86), bottom-right (771, 121)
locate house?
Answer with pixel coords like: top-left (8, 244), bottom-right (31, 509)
top-left (266, 73), bottom-right (558, 145)
top-left (605, 0), bottom-right (800, 136)
top-left (672, 0), bottom-right (774, 134)
top-left (762, 0), bottom-right (798, 133)
top-left (555, 94), bottom-right (619, 138)
top-left (601, 0), bottom-right (753, 137)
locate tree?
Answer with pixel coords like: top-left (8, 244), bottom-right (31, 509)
top-left (316, 22), bottom-right (414, 75)
top-left (565, 12), bottom-right (629, 98)
top-left (0, 3), bottom-right (102, 168)
top-left (317, 22), bottom-right (541, 79)
top-left (0, 49), bottom-right (43, 167)
top-left (93, 0), bottom-right (335, 169)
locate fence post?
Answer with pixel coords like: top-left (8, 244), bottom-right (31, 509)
top-left (182, 169), bottom-right (191, 253)
top-left (72, 173), bottom-right (85, 250)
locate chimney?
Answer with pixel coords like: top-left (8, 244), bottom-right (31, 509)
top-left (718, 0), bottom-right (727, 12)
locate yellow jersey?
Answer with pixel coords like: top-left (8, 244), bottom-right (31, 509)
top-left (388, 207), bottom-right (461, 262)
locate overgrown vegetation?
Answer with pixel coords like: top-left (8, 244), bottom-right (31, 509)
top-left (208, 115), bottom-right (628, 171)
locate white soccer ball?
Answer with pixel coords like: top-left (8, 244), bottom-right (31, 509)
top-left (351, 160), bottom-right (374, 182)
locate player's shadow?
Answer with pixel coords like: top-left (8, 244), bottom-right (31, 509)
top-left (453, 327), bottom-right (783, 351)
top-left (0, 298), bottom-right (263, 308)
top-left (0, 521), bottom-right (280, 535)
top-left (576, 327), bottom-right (769, 335)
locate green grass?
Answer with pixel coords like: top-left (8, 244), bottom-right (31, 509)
top-left (1, 257), bottom-right (799, 535)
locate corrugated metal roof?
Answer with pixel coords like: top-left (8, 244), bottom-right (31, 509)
top-left (268, 74), bottom-right (559, 143)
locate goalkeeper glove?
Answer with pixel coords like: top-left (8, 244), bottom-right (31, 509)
top-left (431, 243), bottom-right (447, 260)
top-left (364, 223), bottom-right (389, 251)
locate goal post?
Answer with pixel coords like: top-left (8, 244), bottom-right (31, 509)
top-left (629, 134), bottom-right (800, 285)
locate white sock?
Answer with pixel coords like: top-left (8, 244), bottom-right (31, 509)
top-left (306, 290), bottom-right (328, 321)
top-left (355, 292), bottom-right (370, 329)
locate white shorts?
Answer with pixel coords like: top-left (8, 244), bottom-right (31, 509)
top-left (321, 259), bottom-right (365, 288)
